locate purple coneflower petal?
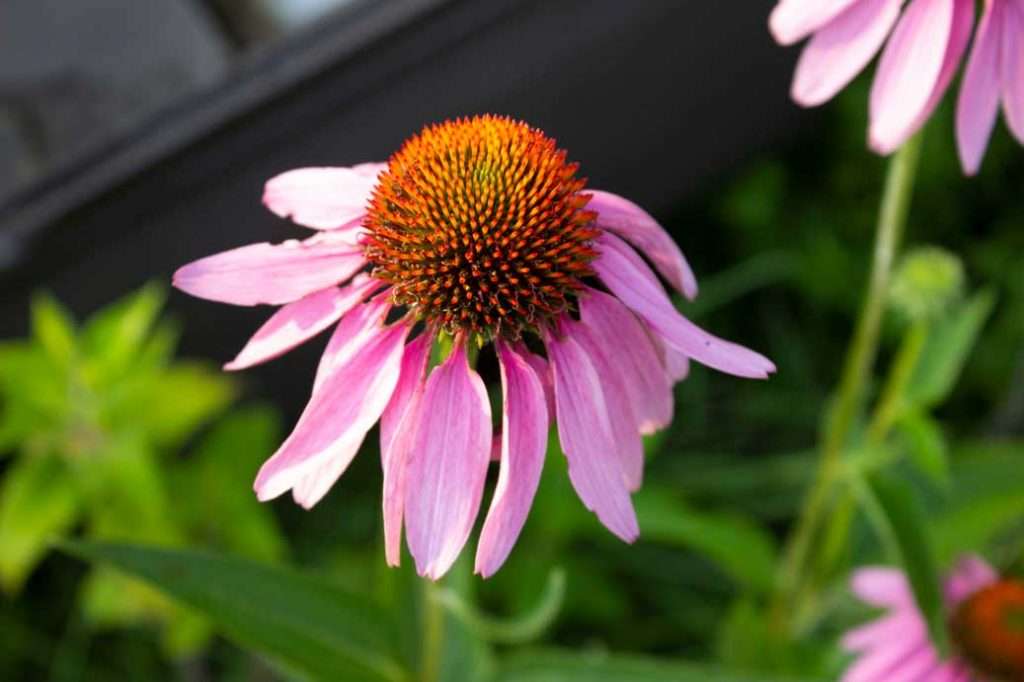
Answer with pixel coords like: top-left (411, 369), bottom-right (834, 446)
top-left (475, 342), bottom-right (549, 578)
top-left (544, 325), bottom-right (639, 542)
top-left (580, 287), bottom-right (672, 435)
top-left (791, 0), bottom-right (902, 107)
top-left (945, 553), bottom-right (998, 604)
top-left (225, 276), bottom-right (381, 370)
top-left (850, 567), bottom-right (913, 607)
top-left (656, 336), bottom-right (691, 383)
top-left (515, 343), bottom-right (554, 420)
top-left (957, 0), bottom-right (1005, 174)
top-left (841, 629), bottom-right (933, 682)
top-left (868, 0), bottom-right (957, 154)
top-left (253, 319), bottom-right (409, 503)
top-left (1003, 0), bottom-right (1024, 143)
top-left (593, 232), bottom-right (775, 379)
top-left (379, 333), bottom-right (432, 567)
top-left (313, 296), bottom-right (392, 392)
top-left (769, 0), bottom-right (861, 45)
top-left (172, 237), bottom-right (365, 306)
top-left (841, 611), bottom-right (920, 652)
top-left (262, 165), bottom-right (384, 230)
top-left (588, 190), bottom-right (698, 300)
top-left (405, 344), bottom-right (492, 580)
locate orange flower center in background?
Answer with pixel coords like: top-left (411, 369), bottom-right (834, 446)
top-left (951, 579), bottom-right (1024, 681)
top-left (364, 115), bottom-right (599, 339)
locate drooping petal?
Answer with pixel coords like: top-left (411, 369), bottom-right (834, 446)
top-left (253, 320), bottom-right (409, 503)
top-left (769, 0), bottom-right (861, 45)
top-left (840, 627), bottom-right (933, 682)
top-left (592, 232), bottom-right (775, 379)
top-left (515, 343), bottom-right (555, 421)
top-left (225, 276), bottom-right (382, 370)
top-left (404, 344), bottom-right (492, 580)
top-left (566, 316), bottom-right (645, 491)
top-left (944, 553), bottom-right (998, 605)
top-left (850, 567), bottom-right (913, 607)
top-left (1002, 0), bottom-right (1024, 143)
top-left (313, 296), bottom-right (392, 393)
top-left (654, 333), bottom-right (691, 383)
top-left (791, 0), bottom-right (902, 107)
top-left (262, 165), bottom-right (384, 230)
top-left (173, 237), bottom-right (366, 306)
top-left (841, 611), bottom-right (922, 652)
top-left (869, 0), bottom-right (957, 154)
top-left (543, 324), bottom-right (639, 542)
top-left (588, 190), bottom-right (698, 299)
top-left (580, 287), bottom-right (672, 435)
top-left (957, 0), bottom-right (1005, 174)
top-left (379, 333), bottom-right (432, 567)
top-left (475, 342), bottom-right (549, 578)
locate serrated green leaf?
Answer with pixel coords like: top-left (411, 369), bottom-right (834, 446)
top-left (60, 542), bottom-right (408, 682)
top-left (860, 474), bottom-right (947, 655)
top-left (0, 455), bottom-right (79, 592)
top-left (30, 293), bottom-right (77, 366)
top-left (635, 489), bottom-right (778, 594)
top-left (905, 290), bottom-right (995, 408)
top-left (896, 411), bottom-right (950, 489)
top-left (496, 649), bottom-right (819, 682)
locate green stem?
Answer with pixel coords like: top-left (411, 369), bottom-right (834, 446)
top-left (775, 133), bottom-right (924, 634)
top-left (420, 581), bottom-right (445, 682)
top-left (866, 321), bottom-right (928, 444)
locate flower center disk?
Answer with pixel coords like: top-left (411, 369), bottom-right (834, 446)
top-left (951, 579), bottom-right (1024, 681)
top-left (364, 115), bottom-right (599, 339)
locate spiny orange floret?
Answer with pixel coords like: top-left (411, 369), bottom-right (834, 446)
top-left (363, 115), bottom-right (599, 339)
top-left (951, 579), bottom-right (1024, 681)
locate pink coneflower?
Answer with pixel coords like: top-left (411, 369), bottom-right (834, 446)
top-left (842, 555), bottom-right (1024, 681)
top-left (173, 115), bottom-right (775, 579)
top-left (770, 0), bottom-right (1024, 174)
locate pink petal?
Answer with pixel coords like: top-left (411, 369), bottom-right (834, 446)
top-left (1002, 0), bottom-right (1024, 143)
top-left (588, 190), bottom-right (698, 299)
top-left (945, 553), bottom-right (998, 605)
top-left (543, 324), bottom-right (639, 542)
top-left (769, 0), bottom-right (861, 45)
top-left (313, 296), bottom-right (392, 393)
top-left (869, 0), bottom-right (957, 154)
top-left (882, 646), bottom-right (943, 682)
top-left (379, 333), bottom-right (432, 567)
top-left (957, 0), bottom-right (1005, 174)
top-left (653, 332), bottom-right (691, 383)
top-left (173, 236), bottom-right (366, 306)
top-left (516, 344), bottom-right (555, 421)
top-left (225, 276), bottom-right (381, 370)
top-left (842, 611), bottom-right (924, 652)
top-left (404, 344), bottom-right (492, 580)
top-left (262, 165), bottom-right (383, 230)
top-left (580, 288), bottom-right (673, 435)
top-left (566, 316), bottom-right (645, 491)
top-left (840, 632), bottom-right (933, 682)
top-left (592, 232), bottom-right (776, 379)
top-left (253, 320), bottom-right (409, 503)
top-left (791, 0), bottom-right (902, 107)
top-left (475, 342), bottom-right (549, 578)
top-left (850, 567), bottom-right (913, 607)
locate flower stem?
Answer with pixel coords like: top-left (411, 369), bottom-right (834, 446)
top-left (775, 133), bottom-right (924, 633)
top-left (421, 580), bottom-right (445, 682)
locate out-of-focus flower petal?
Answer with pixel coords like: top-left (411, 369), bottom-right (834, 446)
top-left (945, 553), bottom-right (998, 605)
top-left (869, 0), bottom-right (957, 154)
top-left (592, 232), bottom-right (775, 379)
top-left (769, 0), bottom-right (861, 45)
top-left (588, 190), bottom-right (698, 300)
top-left (379, 333), bottom-right (432, 567)
top-left (791, 0), bottom-right (902, 106)
top-left (475, 342), bottom-right (549, 578)
top-left (1002, 0), bottom-right (1024, 143)
top-left (173, 238), bottom-right (365, 306)
top-left (253, 320), bottom-right (409, 504)
top-left (957, 0), bottom-right (1005, 174)
top-left (544, 324), bottom-right (639, 542)
top-left (405, 344), bottom-right (492, 580)
top-left (262, 165), bottom-right (383, 230)
top-left (850, 567), bottom-right (913, 607)
top-left (841, 612), bottom-right (922, 652)
top-left (225, 276), bottom-right (382, 370)
top-left (581, 287), bottom-right (672, 435)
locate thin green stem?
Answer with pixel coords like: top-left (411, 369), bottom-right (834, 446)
top-left (420, 580), bottom-right (445, 682)
top-left (774, 133), bottom-right (924, 634)
top-left (866, 321), bottom-right (928, 444)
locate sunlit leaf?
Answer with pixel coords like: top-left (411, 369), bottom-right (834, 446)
top-left (0, 454), bottom-right (79, 592)
top-left (30, 293), bottom-right (77, 366)
top-left (61, 542), bottom-right (408, 682)
top-left (81, 284), bottom-right (166, 384)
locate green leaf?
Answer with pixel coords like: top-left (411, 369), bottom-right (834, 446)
top-left (635, 488), bottom-right (778, 594)
top-left (81, 283), bottom-right (166, 383)
top-left (895, 411), bottom-right (950, 489)
top-left (859, 474), bottom-right (948, 655)
top-left (60, 541), bottom-right (408, 682)
top-left (905, 290), bottom-right (995, 408)
top-left (0, 455), bottom-right (79, 592)
top-left (496, 649), bottom-right (818, 682)
top-left (30, 293), bottom-right (77, 365)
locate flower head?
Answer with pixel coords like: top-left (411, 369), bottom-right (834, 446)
top-left (769, 0), bottom-right (1024, 174)
top-left (842, 555), bottom-right (1016, 681)
top-left (173, 115), bottom-right (775, 579)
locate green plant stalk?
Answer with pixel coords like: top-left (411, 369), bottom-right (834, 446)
top-left (421, 580), bottom-right (445, 682)
top-left (775, 133), bottom-right (924, 634)
top-left (866, 321), bottom-right (928, 444)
